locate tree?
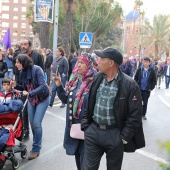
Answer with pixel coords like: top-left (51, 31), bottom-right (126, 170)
top-left (26, 0), bottom-right (51, 48)
top-left (142, 15), bottom-right (170, 59)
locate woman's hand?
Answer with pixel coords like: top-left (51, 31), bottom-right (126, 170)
top-left (10, 80), bottom-right (16, 88)
top-left (52, 73), bottom-right (62, 86)
top-left (23, 90), bottom-right (29, 96)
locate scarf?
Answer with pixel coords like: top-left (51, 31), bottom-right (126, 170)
top-left (65, 55), bottom-right (97, 119)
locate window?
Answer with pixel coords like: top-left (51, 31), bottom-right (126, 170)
top-left (2, 30), bottom-right (7, 35)
top-left (21, 32), bottom-right (25, 36)
top-left (13, 7), bottom-right (18, 12)
top-left (21, 23), bottom-right (26, 28)
top-left (13, 39), bottom-right (18, 43)
top-left (2, 0), bottom-right (9, 2)
top-left (30, 25), bottom-right (33, 29)
top-left (13, 30), bottom-right (17, 36)
top-left (2, 6), bottom-right (9, 11)
top-left (13, 15), bottom-right (18, 20)
top-left (22, 0), bottom-right (26, 3)
top-left (21, 15), bottom-right (26, 20)
top-left (14, 0), bottom-right (18, 3)
top-left (22, 7), bottom-right (26, 12)
top-left (13, 23), bottom-right (18, 28)
top-left (2, 22), bottom-right (9, 27)
top-left (2, 14), bottom-right (9, 19)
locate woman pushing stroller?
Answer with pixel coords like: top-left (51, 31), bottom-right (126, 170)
top-left (11, 54), bottom-right (50, 160)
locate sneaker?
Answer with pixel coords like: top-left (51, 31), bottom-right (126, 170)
top-left (158, 86), bottom-right (160, 89)
top-left (142, 116), bottom-right (147, 120)
top-left (22, 135), bottom-right (30, 143)
top-left (165, 87), bottom-right (169, 89)
top-left (49, 104), bottom-right (53, 107)
top-left (28, 153), bottom-right (39, 160)
top-left (60, 104), bottom-right (65, 108)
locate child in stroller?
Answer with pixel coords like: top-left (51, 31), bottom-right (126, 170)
top-left (0, 78), bottom-right (28, 170)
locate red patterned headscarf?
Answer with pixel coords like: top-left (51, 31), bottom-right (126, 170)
top-left (65, 53), bottom-right (97, 119)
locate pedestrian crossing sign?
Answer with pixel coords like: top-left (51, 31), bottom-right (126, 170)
top-left (79, 32), bottom-right (93, 48)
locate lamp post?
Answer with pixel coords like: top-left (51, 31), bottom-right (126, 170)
top-left (53, 0), bottom-right (59, 58)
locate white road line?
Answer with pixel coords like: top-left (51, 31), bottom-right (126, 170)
top-left (47, 110), bottom-right (169, 165)
top-left (18, 142), bottom-right (63, 170)
top-left (136, 149), bottom-right (168, 164)
top-left (46, 110), bottom-right (66, 121)
top-left (158, 95), bottom-right (170, 108)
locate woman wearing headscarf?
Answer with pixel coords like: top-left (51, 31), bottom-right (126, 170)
top-left (11, 54), bottom-right (50, 160)
top-left (53, 53), bottom-right (97, 170)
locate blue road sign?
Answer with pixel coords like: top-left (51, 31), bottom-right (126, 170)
top-left (79, 32), bottom-right (93, 47)
top-left (142, 53), bottom-right (145, 57)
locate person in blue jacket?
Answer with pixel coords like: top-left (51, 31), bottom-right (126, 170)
top-left (53, 53), bottom-right (97, 170)
top-left (11, 54), bottom-right (49, 160)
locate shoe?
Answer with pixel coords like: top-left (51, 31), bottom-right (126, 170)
top-left (22, 135), bottom-right (30, 143)
top-left (165, 87), bottom-right (169, 89)
top-left (49, 104), bottom-right (53, 107)
top-left (158, 87), bottom-right (160, 89)
top-left (142, 116), bottom-right (147, 120)
top-left (60, 104), bottom-right (65, 108)
top-left (28, 153), bottom-right (39, 160)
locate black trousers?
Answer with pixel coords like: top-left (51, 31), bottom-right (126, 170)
top-left (21, 95), bottom-right (29, 133)
top-left (82, 122), bottom-right (124, 170)
top-left (140, 90), bottom-right (151, 116)
top-left (46, 67), bottom-right (51, 86)
top-left (14, 74), bottom-right (20, 84)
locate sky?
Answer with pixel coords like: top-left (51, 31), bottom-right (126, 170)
top-left (116, 0), bottom-right (170, 22)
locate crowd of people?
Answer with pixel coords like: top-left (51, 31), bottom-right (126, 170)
top-left (0, 40), bottom-right (170, 169)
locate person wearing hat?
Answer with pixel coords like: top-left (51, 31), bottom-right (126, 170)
top-left (81, 47), bottom-right (145, 170)
top-left (53, 53), bottom-right (97, 170)
top-left (134, 57), bottom-right (156, 120)
top-left (164, 57), bottom-right (170, 89)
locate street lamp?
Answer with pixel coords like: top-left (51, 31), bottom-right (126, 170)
top-left (53, 0), bottom-right (59, 58)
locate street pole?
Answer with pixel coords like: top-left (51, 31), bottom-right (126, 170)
top-left (53, 0), bottom-right (59, 58)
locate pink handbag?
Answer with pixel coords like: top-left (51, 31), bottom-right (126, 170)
top-left (70, 124), bottom-right (84, 140)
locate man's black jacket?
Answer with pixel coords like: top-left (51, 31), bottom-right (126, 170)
top-left (45, 53), bottom-right (53, 71)
top-left (30, 50), bottom-right (44, 71)
top-left (134, 66), bottom-right (156, 90)
top-left (81, 70), bottom-right (145, 152)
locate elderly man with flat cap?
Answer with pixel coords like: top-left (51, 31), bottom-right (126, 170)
top-left (81, 47), bottom-right (145, 170)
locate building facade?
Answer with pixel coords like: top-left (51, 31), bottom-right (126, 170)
top-left (0, 0), bottom-right (34, 46)
top-left (123, 9), bottom-right (151, 58)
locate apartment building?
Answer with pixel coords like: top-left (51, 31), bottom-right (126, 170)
top-left (0, 0), bottom-right (34, 45)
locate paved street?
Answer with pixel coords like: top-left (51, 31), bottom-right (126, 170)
top-left (2, 82), bottom-right (170, 170)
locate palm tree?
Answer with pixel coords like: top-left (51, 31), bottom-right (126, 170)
top-left (143, 15), bottom-right (170, 59)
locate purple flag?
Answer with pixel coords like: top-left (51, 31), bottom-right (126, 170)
top-left (1, 28), bottom-right (11, 49)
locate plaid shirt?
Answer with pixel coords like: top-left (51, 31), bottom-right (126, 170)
top-left (92, 73), bottom-right (118, 125)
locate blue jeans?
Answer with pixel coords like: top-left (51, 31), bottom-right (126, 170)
top-left (5, 70), bottom-right (14, 79)
top-left (49, 76), bottom-right (67, 105)
top-left (27, 96), bottom-right (49, 153)
top-left (165, 75), bottom-right (170, 88)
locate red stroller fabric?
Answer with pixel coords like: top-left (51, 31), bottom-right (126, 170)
top-left (0, 111), bottom-right (22, 142)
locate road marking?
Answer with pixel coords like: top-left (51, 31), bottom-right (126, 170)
top-left (136, 149), bottom-right (168, 164)
top-left (46, 110), bottom-right (66, 121)
top-left (158, 95), bottom-right (170, 108)
top-left (18, 142), bottom-right (63, 170)
top-left (46, 107), bottom-right (170, 166)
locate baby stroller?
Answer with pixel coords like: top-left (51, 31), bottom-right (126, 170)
top-left (0, 91), bottom-right (28, 170)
